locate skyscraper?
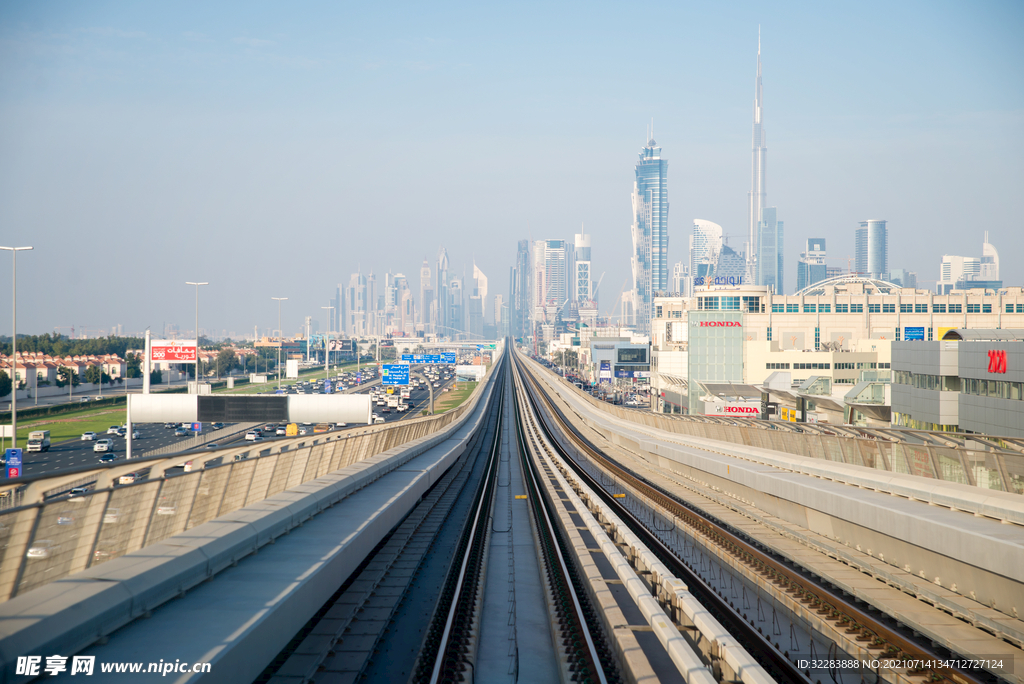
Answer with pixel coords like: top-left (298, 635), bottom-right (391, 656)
top-left (630, 136), bottom-right (668, 335)
top-left (756, 206), bottom-right (784, 292)
top-left (747, 33), bottom-right (767, 284)
top-left (469, 263), bottom-right (488, 338)
top-left (510, 239), bottom-right (531, 340)
top-left (436, 247), bottom-right (450, 337)
top-left (855, 220), bottom-right (888, 280)
top-left (796, 238), bottom-right (827, 292)
top-left (936, 232), bottom-right (1001, 293)
top-left (419, 259), bottom-right (433, 331)
top-left (574, 231), bottom-right (592, 305)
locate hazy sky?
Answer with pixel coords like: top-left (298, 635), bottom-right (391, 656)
top-left (1, 0), bottom-right (1021, 339)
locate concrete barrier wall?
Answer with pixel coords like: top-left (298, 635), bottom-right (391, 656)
top-left (0, 361), bottom-right (497, 603)
top-left (0, 354), bottom-right (503, 684)
top-left (533, 363), bottom-right (1022, 495)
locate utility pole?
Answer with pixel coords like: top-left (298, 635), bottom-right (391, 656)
top-left (272, 297), bottom-right (287, 390)
top-left (1, 246), bottom-right (33, 451)
top-left (185, 281), bottom-right (208, 392)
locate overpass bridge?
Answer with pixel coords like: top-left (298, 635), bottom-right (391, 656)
top-left (0, 343), bottom-right (1021, 684)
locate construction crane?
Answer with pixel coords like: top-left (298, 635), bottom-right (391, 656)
top-left (605, 279), bottom-right (630, 318)
top-left (592, 271), bottom-right (606, 301)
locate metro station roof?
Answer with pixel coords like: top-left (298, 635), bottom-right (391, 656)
top-left (794, 275), bottom-right (902, 297)
top-left (940, 329), bottom-right (1024, 341)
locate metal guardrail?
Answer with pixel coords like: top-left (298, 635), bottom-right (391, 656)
top-left (0, 364), bottom-right (497, 604)
top-left (542, 370), bottom-right (1024, 496)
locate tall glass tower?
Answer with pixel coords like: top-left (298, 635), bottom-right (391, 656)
top-left (855, 220), bottom-right (888, 280)
top-left (630, 136), bottom-right (668, 335)
top-left (747, 33), bottom-right (767, 284)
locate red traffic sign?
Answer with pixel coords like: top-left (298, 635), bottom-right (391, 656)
top-left (6, 467), bottom-right (19, 478)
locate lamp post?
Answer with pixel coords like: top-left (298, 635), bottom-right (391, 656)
top-left (272, 297), bottom-right (287, 389)
top-left (321, 306), bottom-right (334, 379)
top-left (185, 282), bottom-right (208, 392)
top-left (1, 246), bottom-right (32, 450)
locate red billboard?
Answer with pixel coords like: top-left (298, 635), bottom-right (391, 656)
top-left (151, 339), bottom-right (198, 363)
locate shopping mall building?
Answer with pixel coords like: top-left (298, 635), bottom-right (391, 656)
top-left (651, 276), bottom-right (1024, 423)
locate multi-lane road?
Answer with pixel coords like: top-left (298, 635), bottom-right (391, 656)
top-left (19, 368), bottom-right (460, 479)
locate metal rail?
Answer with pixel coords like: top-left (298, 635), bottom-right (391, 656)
top-left (513, 369), bottom-right (611, 684)
top-left (520, 356), bottom-right (995, 684)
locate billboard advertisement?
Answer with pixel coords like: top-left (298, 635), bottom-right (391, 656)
top-left (904, 327), bottom-right (925, 341)
top-left (327, 339), bottom-right (354, 352)
top-left (286, 359), bottom-right (299, 379)
top-left (381, 364), bottom-right (410, 386)
top-left (704, 403), bottom-right (761, 417)
top-left (455, 365), bottom-right (486, 381)
top-left (150, 339), bottom-right (197, 363)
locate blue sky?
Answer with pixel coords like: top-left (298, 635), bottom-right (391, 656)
top-left (1, 0), bottom-right (1021, 337)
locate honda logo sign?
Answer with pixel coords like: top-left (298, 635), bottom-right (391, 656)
top-left (987, 349), bottom-right (1007, 374)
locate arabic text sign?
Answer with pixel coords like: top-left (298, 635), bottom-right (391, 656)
top-left (381, 364), bottom-right (410, 386)
top-left (150, 339), bottom-right (197, 363)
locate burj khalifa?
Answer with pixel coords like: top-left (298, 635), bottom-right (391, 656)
top-left (746, 32), bottom-right (767, 285)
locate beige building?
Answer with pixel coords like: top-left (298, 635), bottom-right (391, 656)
top-left (651, 277), bottom-right (1024, 418)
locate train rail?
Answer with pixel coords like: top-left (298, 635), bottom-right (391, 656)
top-left (517, 354), bottom-right (998, 684)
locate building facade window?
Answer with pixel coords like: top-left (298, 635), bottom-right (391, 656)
top-left (814, 327), bottom-right (820, 350)
top-left (772, 304), bottom-right (784, 313)
top-left (983, 304), bottom-right (992, 313)
top-left (742, 296), bottom-right (762, 313)
top-left (656, 305), bottom-right (663, 317)
top-left (793, 362), bottom-right (830, 369)
top-left (766, 326), bottom-right (772, 341)
top-left (868, 303), bottom-right (880, 313)
top-left (915, 304), bottom-right (928, 313)
top-left (933, 304), bottom-right (946, 313)
top-left (786, 304), bottom-right (799, 313)
top-left (900, 304), bottom-right (913, 313)
top-left (967, 304), bottom-right (980, 313)
top-left (722, 296), bottom-right (740, 310)
top-left (835, 362), bottom-right (856, 370)
top-left (804, 304), bottom-right (816, 313)
top-left (819, 304), bottom-right (831, 312)
top-left (766, 362), bottom-right (790, 369)
top-left (850, 304), bottom-right (864, 313)
top-left (949, 304), bottom-right (962, 313)
top-left (836, 304), bottom-right (849, 313)
top-left (882, 303), bottom-right (895, 313)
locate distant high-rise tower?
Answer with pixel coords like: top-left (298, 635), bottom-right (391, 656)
top-left (436, 247), bottom-right (450, 337)
top-left (630, 135), bottom-right (668, 334)
top-left (855, 220), bottom-right (888, 280)
top-left (419, 259), bottom-right (433, 330)
top-left (756, 207), bottom-right (784, 292)
top-left (574, 230), bottom-right (592, 306)
top-left (510, 239), bottom-right (531, 340)
top-left (796, 238), bottom-right (827, 292)
top-left (747, 31), bottom-right (767, 284)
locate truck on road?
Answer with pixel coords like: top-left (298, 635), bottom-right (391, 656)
top-left (27, 430), bottom-right (51, 453)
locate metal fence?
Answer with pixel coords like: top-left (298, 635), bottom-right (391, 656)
top-left (539, 368), bottom-right (1024, 496)
top-left (0, 371), bottom-right (492, 603)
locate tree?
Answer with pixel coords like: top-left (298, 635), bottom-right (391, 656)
top-left (150, 369), bottom-right (162, 384)
top-left (56, 366), bottom-right (79, 388)
top-left (216, 348), bottom-right (236, 378)
top-left (84, 364), bottom-right (111, 385)
top-left (0, 370), bottom-right (10, 398)
top-left (126, 353), bottom-right (143, 379)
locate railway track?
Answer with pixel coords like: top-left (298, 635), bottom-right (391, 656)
top-left (516, 354), bottom-right (998, 684)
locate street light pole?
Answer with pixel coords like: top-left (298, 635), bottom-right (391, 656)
top-left (185, 282), bottom-right (208, 392)
top-left (1, 246), bottom-right (32, 451)
top-left (321, 306), bottom-right (334, 380)
top-left (272, 297), bottom-right (287, 390)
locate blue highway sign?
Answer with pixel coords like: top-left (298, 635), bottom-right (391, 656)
top-left (381, 364), bottom-right (410, 386)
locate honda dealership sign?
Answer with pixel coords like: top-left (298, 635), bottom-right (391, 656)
top-left (150, 339), bottom-right (197, 363)
top-left (704, 403), bottom-right (760, 417)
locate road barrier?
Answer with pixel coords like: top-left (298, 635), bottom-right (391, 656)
top-left (0, 360), bottom-right (497, 603)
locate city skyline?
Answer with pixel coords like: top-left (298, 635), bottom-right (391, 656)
top-left (0, 2), bottom-right (1021, 336)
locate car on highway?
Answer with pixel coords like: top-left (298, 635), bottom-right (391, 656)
top-left (93, 439), bottom-right (114, 453)
top-left (373, 416), bottom-right (385, 424)
top-left (164, 422), bottom-right (176, 429)
top-left (211, 423), bottom-right (225, 430)
top-left (67, 487), bottom-right (90, 502)
top-left (275, 426), bottom-right (287, 436)
top-left (99, 454), bottom-right (117, 463)
top-left (205, 443), bottom-right (219, 449)
top-left (298, 426), bottom-right (312, 436)
top-left (26, 540), bottom-right (58, 560)
top-left (131, 429), bottom-right (140, 439)
top-left (174, 427), bottom-right (190, 436)
top-left (81, 431), bottom-right (97, 441)
top-left (244, 431), bottom-right (263, 442)
top-left (118, 473), bottom-right (138, 485)
top-left (79, 397), bottom-right (90, 403)
top-left (106, 426), bottom-right (120, 435)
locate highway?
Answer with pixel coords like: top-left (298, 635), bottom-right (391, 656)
top-left (3, 346), bottom-right (1018, 684)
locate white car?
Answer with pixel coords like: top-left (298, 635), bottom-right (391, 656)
top-left (81, 432), bottom-right (97, 441)
top-left (106, 426), bottom-right (120, 435)
top-left (244, 431), bottom-right (263, 442)
top-left (26, 540), bottom-right (58, 560)
top-left (93, 439), bottom-right (114, 453)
